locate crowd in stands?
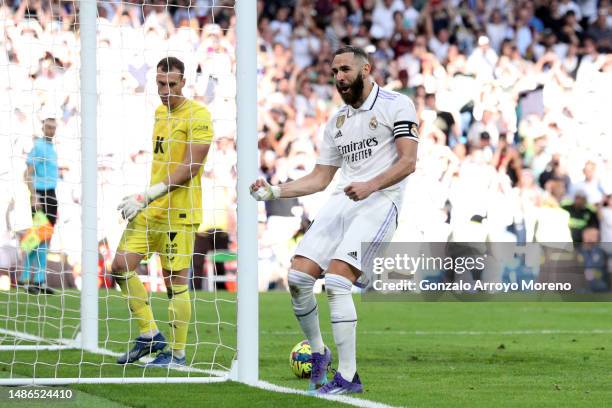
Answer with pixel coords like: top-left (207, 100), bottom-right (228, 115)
top-left (0, 0), bottom-right (610, 290)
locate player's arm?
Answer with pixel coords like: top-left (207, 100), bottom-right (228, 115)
top-left (25, 164), bottom-right (35, 197)
top-left (25, 147), bottom-right (40, 210)
top-left (345, 96), bottom-right (419, 201)
top-left (118, 107), bottom-right (213, 221)
top-left (163, 143), bottom-right (211, 191)
top-left (344, 138), bottom-right (417, 201)
top-left (251, 120), bottom-right (341, 201)
top-left (250, 164), bottom-right (338, 200)
top-left (118, 143), bottom-right (211, 221)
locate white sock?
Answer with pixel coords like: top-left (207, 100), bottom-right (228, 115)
top-left (172, 349), bottom-right (185, 359)
top-left (140, 329), bottom-right (160, 339)
top-left (288, 269), bottom-right (324, 354)
top-left (326, 274), bottom-right (357, 381)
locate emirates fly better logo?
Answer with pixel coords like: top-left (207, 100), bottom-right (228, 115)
top-left (337, 137), bottom-right (378, 163)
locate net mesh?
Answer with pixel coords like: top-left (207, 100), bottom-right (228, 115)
top-left (0, 0), bottom-right (238, 381)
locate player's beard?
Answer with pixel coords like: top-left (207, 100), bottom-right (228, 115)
top-left (336, 73), bottom-right (365, 106)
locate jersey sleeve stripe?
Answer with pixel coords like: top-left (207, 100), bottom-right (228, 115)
top-left (394, 120), bottom-right (417, 126)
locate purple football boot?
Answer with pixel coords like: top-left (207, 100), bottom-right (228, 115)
top-left (308, 346), bottom-right (332, 391)
top-left (317, 372), bottom-right (363, 395)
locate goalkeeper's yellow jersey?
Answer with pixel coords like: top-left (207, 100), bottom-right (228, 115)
top-left (143, 98), bottom-right (213, 225)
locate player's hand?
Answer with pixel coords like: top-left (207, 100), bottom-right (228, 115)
top-left (117, 182), bottom-right (168, 221)
top-left (250, 178), bottom-right (281, 201)
top-left (117, 194), bottom-right (146, 221)
top-left (344, 181), bottom-right (376, 201)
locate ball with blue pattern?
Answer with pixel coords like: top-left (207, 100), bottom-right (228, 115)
top-left (289, 340), bottom-right (312, 379)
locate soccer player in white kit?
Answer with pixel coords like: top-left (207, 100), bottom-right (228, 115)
top-left (251, 46), bottom-right (419, 394)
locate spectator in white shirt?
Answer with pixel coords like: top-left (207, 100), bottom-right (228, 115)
top-left (270, 7), bottom-right (292, 48)
top-left (428, 28), bottom-right (451, 62)
top-left (486, 9), bottom-right (513, 53)
top-left (571, 161), bottom-right (605, 205)
top-left (370, 0), bottom-right (404, 39)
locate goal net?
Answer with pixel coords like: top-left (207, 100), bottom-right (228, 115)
top-left (0, 0), bottom-right (256, 384)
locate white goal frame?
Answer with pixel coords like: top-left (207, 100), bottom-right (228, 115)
top-left (0, 0), bottom-right (258, 386)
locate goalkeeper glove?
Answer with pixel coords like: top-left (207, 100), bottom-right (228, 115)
top-left (250, 179), bottom-right (281, 201)
top-left (118, 182), bottom-right (168, 221)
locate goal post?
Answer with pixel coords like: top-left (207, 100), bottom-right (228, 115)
top-left (79, 0), bottom-right (99, 354)
top-left (235, 0), bottom-right (259, 385)
top-left (0, 0), bottom-right (258, 386)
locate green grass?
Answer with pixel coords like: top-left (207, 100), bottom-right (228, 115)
top-left (2, 290), bottom-right (612, 407)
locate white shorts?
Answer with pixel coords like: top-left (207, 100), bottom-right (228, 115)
top-left (294, 191), bottom-right (398, 274)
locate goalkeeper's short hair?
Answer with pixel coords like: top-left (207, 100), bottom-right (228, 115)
top-left (157, 56), bottom-right (185, 76)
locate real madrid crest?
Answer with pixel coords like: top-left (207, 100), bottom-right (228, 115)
top-left (369, 115), bottom-right (378, 130)
top-left (336, 115), bottom-right (346, 128)
top-left (409, 122), bottom-right (419, 138)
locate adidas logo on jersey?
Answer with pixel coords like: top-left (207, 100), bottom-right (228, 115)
top-left (347, 251), bottom-right (358, 260)
top-left (335, 130), bottom-right (343, 139)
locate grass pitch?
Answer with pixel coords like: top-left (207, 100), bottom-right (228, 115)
top-left (1, 289), bottom-right (611, 407)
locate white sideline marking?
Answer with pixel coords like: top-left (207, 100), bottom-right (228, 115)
top-left (256, 381), bottom-right (401, 408)
top-left (264, 328), bottom-right (612, 336)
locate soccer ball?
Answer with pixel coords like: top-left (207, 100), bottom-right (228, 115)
top-left (289, 340), bottom-right (312, 378)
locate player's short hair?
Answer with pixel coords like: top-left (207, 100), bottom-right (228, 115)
top-left (333, 45), bottom-right (370, 64)
top-left (42, 117), bottom-right (56, 124)
top-left (157, 57), bottom-right (185, 76)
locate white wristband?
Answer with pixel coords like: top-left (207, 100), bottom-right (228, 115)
top-left (145, 182), bottom-right (168, 203)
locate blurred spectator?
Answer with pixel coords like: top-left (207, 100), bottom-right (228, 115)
top-left (570, 160), bottom-right (605, 205)
top-left (598, 195), bottom-right (612, 244)
top-left (0, 0), bottom-right (609, 291)
top-left (562, 191), bottom-right (599, 242)
top-left (579, 227), bottom-right (609, 292)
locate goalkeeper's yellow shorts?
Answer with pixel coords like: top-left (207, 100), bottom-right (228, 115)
top-left (117, 213), bottom-right (197, 272)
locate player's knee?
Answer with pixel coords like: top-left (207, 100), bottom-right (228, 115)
top-left (290, 256), bottom-right (321, 278)
top-left (325, 274), bottom-right (353, 296)
top-left (288, 269), bottom-right (316, 298)
top-left (110, 258), bottom-right (130, 277)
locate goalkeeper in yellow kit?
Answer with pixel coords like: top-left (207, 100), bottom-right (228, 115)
top-left (112, 57), bottom-right (213, 367)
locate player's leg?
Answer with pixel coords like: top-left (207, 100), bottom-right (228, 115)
top-left (290, 256), bottom-right (324, 348)
top-left (147, 224), bottom-right (195, 367)
top-left (319, 194), bottom-right (397, 395)
top-left (112, 215), bottom-right (165, 364)
top-left (291, 195), bottom-right (348, 390)
top-left (32, 189), bottom-right (57, 293)
top-left (319, 260), bottom-right (362, 394)
top-left (20, 249), bottom-right (36, 288)
top-left (289, 255), bottom-right (331, 390)
top-left (18, 202), bottom-right (38, 288)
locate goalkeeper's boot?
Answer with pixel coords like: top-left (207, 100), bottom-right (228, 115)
top-left (308, 346), bottom-right (332, 392)
top-left (117, 332), bottom-right (166, 364)
top-left (145, 350), bottom-right (186, 368)
top-left (317, 372), bottom-right (363, 395)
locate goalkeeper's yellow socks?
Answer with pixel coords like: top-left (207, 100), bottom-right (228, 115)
top-left (167, 284), bottom-right (191, 356)
top-left (117, 271), bottom-right (158, 337)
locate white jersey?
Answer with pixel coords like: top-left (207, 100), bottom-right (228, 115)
top-left (317, 83), bottom-right (419, 209)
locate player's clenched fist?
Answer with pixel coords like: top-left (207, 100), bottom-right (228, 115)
top-left (250, 178), bottom-right (281, 201)
top-left (344, 181), bottom-right (375, 201)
